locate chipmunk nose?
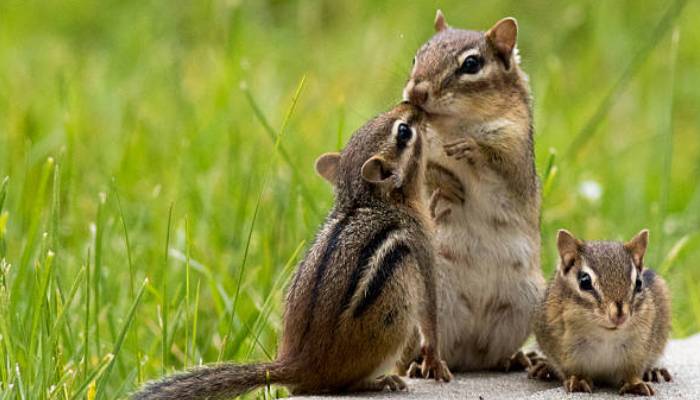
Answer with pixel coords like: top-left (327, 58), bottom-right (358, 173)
top-left (404, 80), bottom-right (430, 106)
top-left (608, 301), bottom-right (629, 326)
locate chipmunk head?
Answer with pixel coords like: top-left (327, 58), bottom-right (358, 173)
top-left (315, 102), bottom-right (425, 206)
top-left (404, 10), bottom-right (529, 120)
top-left (555, 229), bottom-right (652, 331)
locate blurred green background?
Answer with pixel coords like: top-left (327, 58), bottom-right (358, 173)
top-left (1, 0), bottom-right (698, 398)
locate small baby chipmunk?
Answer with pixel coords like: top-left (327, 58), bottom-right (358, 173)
top-left (133, 103), bottom-right (451, 400)
top-left (400, 10), bottom-right (544, 372)
top-left (531, 229), bottom-right (671, 396)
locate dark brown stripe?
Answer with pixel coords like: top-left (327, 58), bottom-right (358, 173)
top-left (301, 211), bottom-right (351, 338)
top-left (353, 243), bottom-right (411, 318)
top-left (340, 223), bottom-right (399, 313)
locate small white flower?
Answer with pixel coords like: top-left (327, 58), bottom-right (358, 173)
top-left (579, 180), bottom-right (602, 202)
top-left (152, 184), bottom-right (162, 198)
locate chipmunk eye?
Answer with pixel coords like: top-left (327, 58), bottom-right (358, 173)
top-left (635, 277), bottom-right (643, 293)
top-left (397, 122), bottom-right (412, 145)
top-left (577, 271), bottom-right (593, 291)
top-left (458, 55), bottom-right (482, 75)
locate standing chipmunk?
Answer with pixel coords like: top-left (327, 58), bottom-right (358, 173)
top-left (530, 229), bottom-right (671, 396)
top-left (401, 10), bottom-right (544, 372)
top-left (133, 103), bottom-right (451, 400)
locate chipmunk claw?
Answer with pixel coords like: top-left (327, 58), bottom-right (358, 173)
top-left (407, 357), bottom-right (452, 382)
top-left (407, 361), bottom-right (422, 378)
top-left (421, 358), bottom-right (452, 382)
top-left (503, 350), bottom-right (536, 372)
top-left (564, 375), bottom-right (593, 393)
top-left (444, 137), bottom-right (483, 165)
top-left (620, 379), bottom-right (655, 396)
top-left (528, 360), bottom-right (557, 381)
top-left (381, 375), bottom-right (408, 391)
top-left (643, 367), bottom-right (672, 383)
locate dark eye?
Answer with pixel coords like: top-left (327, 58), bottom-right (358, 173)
top-left (412, 57), bottom-right (416, 66)
top-left (397, 122), bottom-right (412, 144)
top-left (458, 55), bottom-right (482, 74)
top-left (635, 277), bottom-right (643, 293)
top-left (578, 271), bottom-right (593, 291)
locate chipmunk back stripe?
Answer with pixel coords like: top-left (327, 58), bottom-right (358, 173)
top-left (302, 211), bottom-right (352, 338)
top-left (353, 243), bottom-right (411, 318)
top-left (339, 223), bottom-right (400, 313)
top-left (289, 212), bottom-right (342, 296)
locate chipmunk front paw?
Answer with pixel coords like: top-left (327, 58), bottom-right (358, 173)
top-left (620, 379), bottom-right (655, 396)
top-left (564, 375), bottom-right (593, 393)
top-left (643, 367), bottom-right (672, 383)
top-left (407, 347), bottom-right (452, 382)
top-left (408, 358), bottom-right (452, 382)
top-left (444, 137), bottom-right (483, 165)
top-left (528, 360), bottom-right (557, 381)
top-left (502, 350), bottom-right (542, 372)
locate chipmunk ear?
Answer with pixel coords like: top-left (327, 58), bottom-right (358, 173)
top-left (557, 229), bottom-right (582, 274)
top-left (625, 229), bottom-right (649, 271)
top-left (486, 17), bottom-right (518, 65)
top-left (434, 9), bottom-right (448, 32)
top-left (361, 156), bottom-right (397, 189)
top-left (315, 152), bottom-right (341, 185)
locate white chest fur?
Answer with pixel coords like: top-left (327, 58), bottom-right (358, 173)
top-left (564, 328), bottom-right (641, 384)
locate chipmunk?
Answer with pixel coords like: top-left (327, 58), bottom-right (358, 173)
top-left (400, 10), bottom-right (544, 372)
top-left (133, 102), bottom-right (451, 400)
top-left (530, 229), bottom-right (671, 396)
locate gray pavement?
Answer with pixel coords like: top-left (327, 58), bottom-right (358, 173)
top-left (293, 334), bottom-right (700, 399)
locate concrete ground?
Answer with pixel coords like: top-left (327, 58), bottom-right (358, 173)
top-left (293, 334), bottom-right (700, 399)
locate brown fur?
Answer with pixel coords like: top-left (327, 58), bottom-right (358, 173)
top-left (532, 230), bottom-right (671, 395)
top-left (401, 12), bottom-right (544, 372)
top-left (133, 103), bottom-right (452, 399)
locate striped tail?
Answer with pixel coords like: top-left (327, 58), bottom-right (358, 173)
top-left (132, 361), bottom-right (293, 400)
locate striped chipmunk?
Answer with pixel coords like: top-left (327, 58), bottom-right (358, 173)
top-left (400, 11), bottom-right (545, 372)
top-left (133, 102), bottom-right (451, 400)
top-left (531, 229), bottom-right (672, 396)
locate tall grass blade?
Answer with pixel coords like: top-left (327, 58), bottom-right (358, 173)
top-left (655, 27), bottom-right (680, 265)
top-left (242, 80), bottom-right (319, 217)
top-left (68, 354), bottom-right (113, 400)
top-left (93, 192), bottom-right (107, 355)
top-left (184, 216), bottom-right (191, 368)
top-left (541, 148), bottom-right (558, 200)
top-left (94, 278), bottom-right (148, 400)
top-left (48, 267), bottom-right (85, 345)
top-left (27, 250), bottom-right (54, 371)
top-left (660, 232), bottom-right (698, 275)
top-left (564, 0), bottom-right (688, 161)
top-left (162, 203), bottom-right (174, 374)
top-left (83, 248), bottom-right (91, 381)
top-left (0, 177), bottom-right (8, 213)
top-left (220, 76), bottom-right (306, 362)
top-left (191, 278), bottom-right (201, 367)
top-left (112, 180), bottom-right (135, 299)
top-left (15, 157), bottom-right (53, 289)
top-left (245, 240), bottom-right (305, 359)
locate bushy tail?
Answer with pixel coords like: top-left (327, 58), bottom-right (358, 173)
top-left (132, 361), bottom-right (294, 400)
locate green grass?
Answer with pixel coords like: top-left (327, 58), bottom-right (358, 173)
top-left (1, 0), bottom-right (699, 398)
